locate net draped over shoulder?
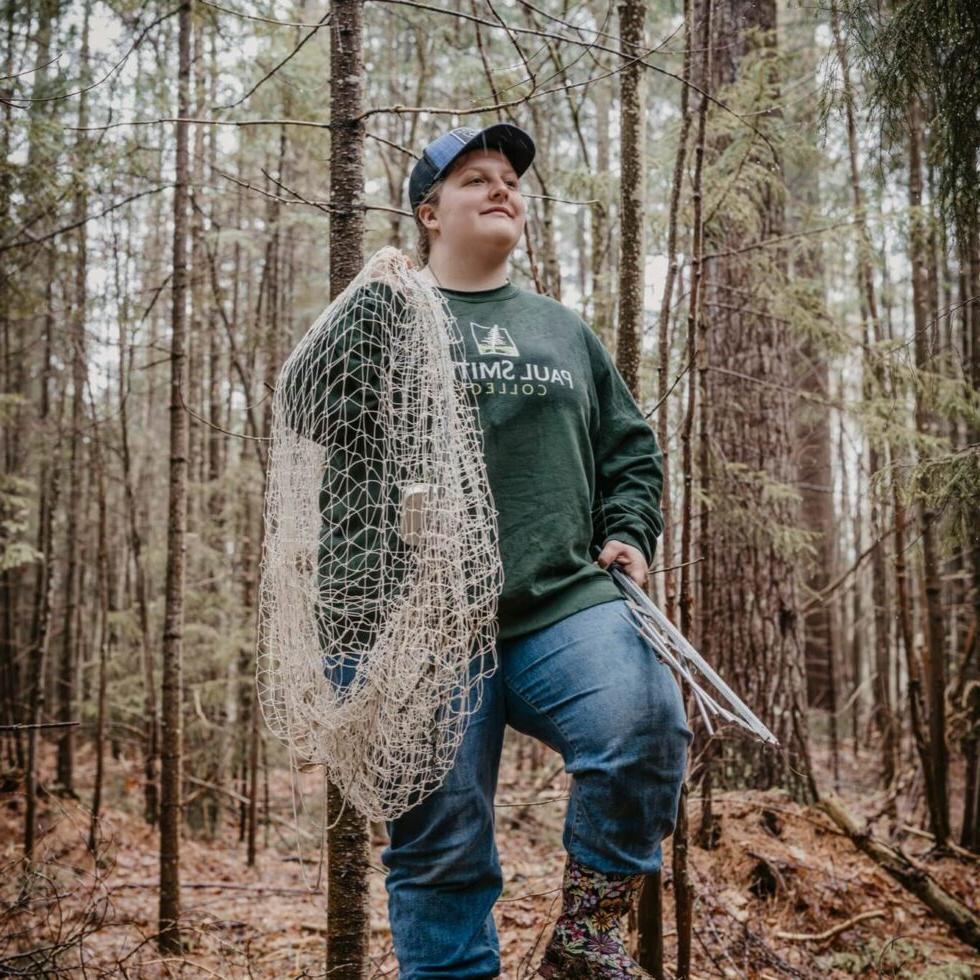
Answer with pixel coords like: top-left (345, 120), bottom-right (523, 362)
top-left (257, 247), bottom-right (503, 821)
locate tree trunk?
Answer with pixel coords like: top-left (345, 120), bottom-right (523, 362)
top-left (795, 18), bottom-right (839, 781)
top-left (961, 222), bottom-right (980, 852)
top-left (614, 0), bottom-right (645, 397)
top-left (25, 427), bottom-right (60, 859)
top-left (87, 375), bottom-right (111, 854)
top-left (158, 0), bottom-right (193, 954)
top-left (701, 0), bottom-right (813, 799)
top-left (656, 0), bottom-right (692, 627)
top-left (57, 0), bottom-right (94, 796)
top-left (0, 0), bottom-right (21, 768)
top-left (677, 0), bottom-right (713, 972)
top-left (908, 97), bottom-right (950, 844)
top-left (590, 76), bottom-right (615, 350)
top-left (186, 19), bottom-right (207, 528)
top-left (118, 257), bottom-right (160, 826)
top-left (325, 2), bottom-right (371, 975)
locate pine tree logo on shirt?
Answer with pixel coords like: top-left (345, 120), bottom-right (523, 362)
top-left (471, 321), bottom-right (520, 357)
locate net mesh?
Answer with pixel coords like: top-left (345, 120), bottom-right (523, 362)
top-left (257, 246), bottom-right (503, 821)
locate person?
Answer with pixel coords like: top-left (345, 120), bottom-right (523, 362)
top-left (376, 122), bottom-right (694, 979)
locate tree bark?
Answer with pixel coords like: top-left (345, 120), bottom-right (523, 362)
top-left (795, 18), bottom-right (839, 773)
top-left (87, 375), bottom-right (111, 854)
top-left (656, 0), bottom-right (692, 627)
top-left (701, 0), bottom-right (813, 799)
top-left (325, 2), bottom-right (371, 975)
top-left (677, 0), bottom-right (713, 973)
top-left (615, 0), bottom-right (645, 397)
top-left (908, 97), bottom-right (950, 844)
top-left (57, 0), bottom-right (95, 796)
top-left (25, 415), bottom-right (59, 860)
top-left (118, 249), bottom-right (160, 826)
top-left (158, 0), bottom-right (193, 954)
top-left (961, 222), bottom-right (980, 852)
top-left (590, 76), bottom-right (615, 350)
top-left (832, 0), bottom-right (891, 788)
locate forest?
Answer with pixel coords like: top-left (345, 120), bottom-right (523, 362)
top-left (0, 0), bottom-right (978, 976)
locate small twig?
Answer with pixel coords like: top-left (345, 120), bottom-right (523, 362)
top-left (494, 795), bottom-right (569, 808)
top-left (701, 219), bottom-right (859, 261)
top-left (0, 720), bottom-right (80, 731)
top-left (183, 774), bottom-right (317, 840)
top-left (111, 880), bottom-right (324, 895)
top-left (898, 823), bottom-right (979, 863)
top-left (774, 909), bottom-right (886, 942)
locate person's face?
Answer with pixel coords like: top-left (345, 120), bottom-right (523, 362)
top-left (419, 148), bottom-right (526, 257)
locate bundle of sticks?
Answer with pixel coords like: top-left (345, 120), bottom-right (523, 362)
top-left (607, 564), bottom-right (779, 746)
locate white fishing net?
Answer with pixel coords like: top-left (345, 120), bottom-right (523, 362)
top-left (256, 246), bottom-right (503, 821)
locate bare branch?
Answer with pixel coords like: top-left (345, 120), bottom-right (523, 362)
top-left (0, 184), bottom-right (175, 253)
top-left (3, 6), bottom-right (182, 108)
top-left (214, 9), bottom-right (333, 111)
top-left (702, 219), bottom-right (860, 261)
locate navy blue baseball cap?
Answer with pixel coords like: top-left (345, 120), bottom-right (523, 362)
top-left (408, 122), bottom-right (535, 211)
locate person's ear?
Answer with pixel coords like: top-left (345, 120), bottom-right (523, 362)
top-left (418, 203), bottom-right (439, 231)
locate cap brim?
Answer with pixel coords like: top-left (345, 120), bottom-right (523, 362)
top-left (441, 123), bottom-right (536, 181)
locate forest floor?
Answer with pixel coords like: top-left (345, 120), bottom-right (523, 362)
top-left (1, 734), bottom-right (978, 979)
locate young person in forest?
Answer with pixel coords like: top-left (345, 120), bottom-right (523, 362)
top-left (371, 122), bottom-right (694, 979)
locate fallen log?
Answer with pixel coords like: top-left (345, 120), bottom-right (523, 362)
top-left (818, 793), bottom-right (980, 951)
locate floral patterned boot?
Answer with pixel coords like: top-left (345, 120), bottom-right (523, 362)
top-left (534, 856), bottom-right (653, 978)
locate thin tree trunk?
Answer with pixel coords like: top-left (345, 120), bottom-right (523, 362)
top-left (676, 1), bottom-right (712, 973)
top-left (794, 22), bottom-right (839, 770)
top-left (849, 443), bottom-right (865, 752)
top-left (673, 782), bottom-right (692, 979)
top-left (613, 1), bottom-right (668, 963)
top-left (5, 0), bottom-right (60, 775)
top-left (590, 77), bottom-right (614, 349)
top-left (908, 97), bottom-right (950, 845)
top-left (615, 0), bottom-right (645, 396)
top-left (0, 0), bottom-right (21, 767)
top-left (117, 233), bottom-right (160, 826)
top-left (325, 1), bottom-right (371, 974)
top-left (57, 0), bottom-right (94, 795)
top-left (25, 424), bottom-right (60, 859)
top-left (87, 378), bottom-right (111, 854)
top-left (960, 222), bottom-right (980, 852)
top-left (830, 0), bottom-right (898, 794)
top-left (187, 17), bottom-right (207, 524)
top-left (158, 0), bottom-right (193, 954)
top-left (635, 869), bottom-right (663, 977)
top-left (656, 0), bottom-right (692, 628)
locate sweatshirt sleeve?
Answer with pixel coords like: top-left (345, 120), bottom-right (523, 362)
top-left (277, 282), bottom-right (394, 447)
top-left (582, 323), bottom-right (665, 564)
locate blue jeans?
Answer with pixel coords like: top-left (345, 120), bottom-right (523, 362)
top-left (381, 598), bottom-right (694, 979)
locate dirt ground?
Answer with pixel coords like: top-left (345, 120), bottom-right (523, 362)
top-left (1, 734), bottom-right (977, 978)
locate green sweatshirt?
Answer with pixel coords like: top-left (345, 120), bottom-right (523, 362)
top-left (438, 280), bottom-right (664, 640)
top-left (278, 278), bottom-right (665, 644)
